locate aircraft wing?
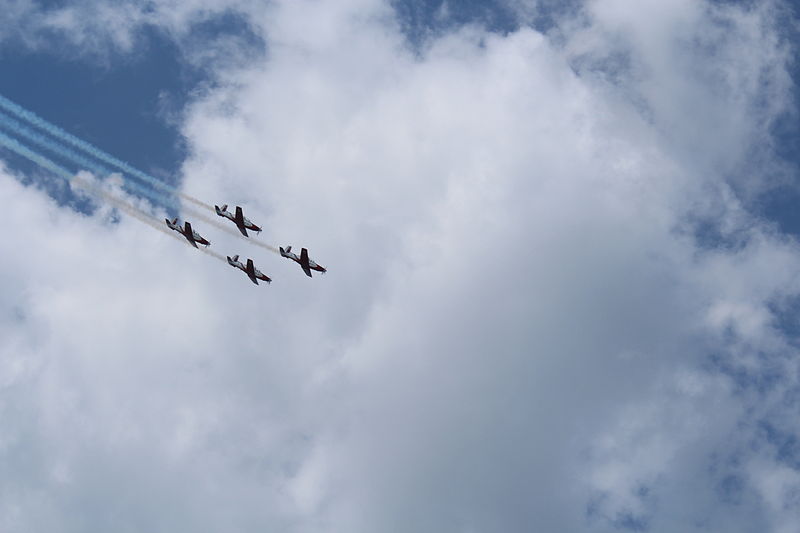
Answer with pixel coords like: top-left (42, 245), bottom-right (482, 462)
top-left (246, 259), bottom-right (259, 284)
top-left (184, 222), bottom-right (198, 248)
top-left (300, 248), bottom-right (312, 277)
top-left (235, 207), bottom-right (248, 236)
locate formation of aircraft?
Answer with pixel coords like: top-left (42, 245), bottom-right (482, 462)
top-left (166, 204), bottom-right (327, 287)
top-left (227, 255), bottom-right (272, 285)
top-left (165, 218), bottom-right (210, 248)
top-left (215, 204), bottom-right (261, 237)
top-left (280, 246), bottom-right (327, 277)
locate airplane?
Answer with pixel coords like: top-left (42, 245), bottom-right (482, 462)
top-left (215, 204), bottom-right (262, 237)
top-left (279, 246), bottom-right (326, 278)
top-left (227, 255), bottom-right (271, 285)
top-left (165, 218), bottom-right (211, 248)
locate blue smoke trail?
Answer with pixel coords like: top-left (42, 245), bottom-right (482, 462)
top-left (0, 130), bottom-right (226, 260)
top-left (0, 110), bottom-right (181, 210)
top-left (0, 110), bottom-right (276, 250)
top-left (0, 94), bottom-right (280, 254)
top-left (0, 92), bottom-right (213, 210)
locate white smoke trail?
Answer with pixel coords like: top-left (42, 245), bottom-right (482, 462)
top-left (0, 130), bottom-right (227, 263)
top-left (0, 92), bottom-right (213, 210)
top-left (0, 110), bottom-right (279, 255)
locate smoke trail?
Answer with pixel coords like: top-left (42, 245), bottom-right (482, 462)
top-left (0, 110), bottom-right (279, 254)
top-left (0, 110), bottom-right (181, 210)
top-left (0, 130), bottom-right (227, 262)
top-left (0, 92), bottom-right (213, 210)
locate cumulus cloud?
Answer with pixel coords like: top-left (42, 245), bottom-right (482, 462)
top-left (1, 0), bottom-right (799, 531)
top-left (0, 0), bottom-right (264, 72)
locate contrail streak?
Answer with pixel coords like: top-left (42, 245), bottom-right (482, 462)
top-left (0, 92), bottom-right (213, 210)
top-left (0, 110), bottom-right (180, 209)
top-left (0, 110), bottom-right (279, 255)
top-left (0, 130), bottom-right (227, 262)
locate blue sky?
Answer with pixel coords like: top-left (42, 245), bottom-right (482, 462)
top-left (1, 1), bottom-right (800, 532)
top-left (0, 13), bottom-right (262, 186)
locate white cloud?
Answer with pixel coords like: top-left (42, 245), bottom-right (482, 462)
top-left (0, 0), bottom-right (799, 531)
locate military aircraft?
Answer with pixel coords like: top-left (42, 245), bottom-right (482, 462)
top-left (227, 255), bottom-right (271, 285)
top-left (279, 246), bottom-right (326, 277)
top-left (165, 218), bottom-right (211, 248)
top-left (215, 204), bottom-right (262, 237)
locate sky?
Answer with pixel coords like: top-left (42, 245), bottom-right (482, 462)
top-left (1, 0), bottom-right (800, 532)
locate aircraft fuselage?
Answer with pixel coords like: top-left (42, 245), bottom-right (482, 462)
top-left (227, 255), bottom-right (271, 285)
top-left (279, 246), bottom-right (326, 277)
top-left (215, 205), bottom-right (261, 236)
top-left (166, 218), bottom-right (210, 248)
